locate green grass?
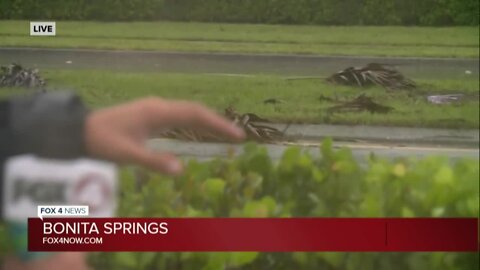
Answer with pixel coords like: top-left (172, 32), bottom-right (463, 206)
top-left (0, 21), bottom-right (478, 58)
top-left (3, 69), bottom-right (477, 129)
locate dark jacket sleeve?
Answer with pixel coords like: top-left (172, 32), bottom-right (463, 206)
top-left (1, 92), bottom-right (89, 219)
top-left (0, 100), bottom-right (11, 220)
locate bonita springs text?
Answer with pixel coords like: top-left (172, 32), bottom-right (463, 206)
top-left (43, 221), bottom-right (169, 235)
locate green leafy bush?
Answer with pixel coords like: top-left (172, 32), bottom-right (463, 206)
top-left (1, 0), bottom-right (478, 25)
top-left (88, 140), bottom-right (479, 269)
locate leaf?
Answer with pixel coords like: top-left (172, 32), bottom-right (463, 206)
top-left (292, 252), bottom-right (308, 264)
top-left (228, 252), bottom-right (259, 267)
top-left (203, 178), bottom-right (226, 199)
top-left (242, 197), bottom-right (277, 217)
top-left (280, 147), bottom-right (302, 169)
top-left (261, 196), bottom-right (277, 214)
top-left (393, 163), bottom-right (406, 177)
top-left (402, 207), bottom-right (415, 217)
top-left (138, 252), bottom-right (156, 269)
top-left (320, 137), bottom-right (334, 159)
top-left (202, 253), bottom-right (227, 270)
top-left (431, 207), bottom-right (445, 217)
top-left (318, 252), bottom-right (344, 268)
top-left (434, 166), bottom-right (454, 187)
top-left (114, 252), bottom-right (137, 269)
top-left (312, 168), bottom-right (324, 182)
top-left (359, 196), bottom-right (382, 217)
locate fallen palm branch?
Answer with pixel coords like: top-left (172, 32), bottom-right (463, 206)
top-left (326, 63), bottom-right (416, 90)
top-left (0, 63), bottom-right (46, 91)
top-left (327, 94), bottom-right (393, 114)
top-left (286, 63), bottom-right (416, 91)
top-left (160, 107), bottom-right (290, 143)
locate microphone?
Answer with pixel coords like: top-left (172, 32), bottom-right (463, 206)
top-left (2, 155), bottom-right (117, 261)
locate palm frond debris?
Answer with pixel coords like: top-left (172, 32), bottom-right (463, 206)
top-left (0, 63), bottom-right (46, 89)
top-left (225, 106), bottom-right (284, 142)
top-left (161, 107), bottom-right (287, 143)
top-left (327, 63), bottom-right (415, 90)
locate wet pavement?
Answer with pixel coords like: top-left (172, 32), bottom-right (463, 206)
top-left (1, 47), bottom-right (478, 79)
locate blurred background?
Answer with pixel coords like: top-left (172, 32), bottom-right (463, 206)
top-left (1, 0), bottom-right (478, 25)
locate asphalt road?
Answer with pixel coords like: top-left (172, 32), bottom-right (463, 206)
top-left (1, 47), bottom-right (478, 79)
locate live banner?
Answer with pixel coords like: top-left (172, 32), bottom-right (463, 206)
top-left (28, 218), bottom-right (478, 252)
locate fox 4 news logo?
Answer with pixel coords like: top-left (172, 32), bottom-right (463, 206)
top-left (30, 22), bottom-right (56, 36)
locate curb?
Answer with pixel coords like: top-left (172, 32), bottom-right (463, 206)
top-left (272, 124), bottom-right (479, 148)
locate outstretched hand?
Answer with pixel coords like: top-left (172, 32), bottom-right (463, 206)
top-left (85, 97), bottom-right (245, 175)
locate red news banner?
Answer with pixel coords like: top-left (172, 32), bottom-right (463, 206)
top-left (28, 218), bottom-right (479, 252)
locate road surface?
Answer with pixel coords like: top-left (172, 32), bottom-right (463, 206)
top-left (1, 47), bottom-right (478, 79)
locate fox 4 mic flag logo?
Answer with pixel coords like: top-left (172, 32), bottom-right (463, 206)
top-left (30, 22), bottom-right (56, 36)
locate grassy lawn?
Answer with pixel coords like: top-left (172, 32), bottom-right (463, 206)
top-left (2, 69), bottom-right (477, 129)
top-left (0, 21), bottom-right (478, 58)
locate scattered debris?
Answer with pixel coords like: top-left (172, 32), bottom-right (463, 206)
top-left (263, 98), bottom-right (285, 104)
top-left (427, 94), bottom-right (464, 105)
top-left (225, 106), bottom-right (271, 123)
top-left (0, 63), bottom-right (46, 90)
top-left (161, 107), bottom-right (288, 143)
top-left (225, 107), bottom-right (285, 142)
top-left (327, 94), bottom-right (393, 114)
top-left (327, 63), bottom-right (416, 90)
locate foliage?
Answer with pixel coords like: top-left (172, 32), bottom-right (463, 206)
top-left (0, 0), bottom-right (165, 21)
top-left (0, 224), bottom-right (6, 263)
top-left (87, 140), bottom-right (479, 269)
top-left (0, 0), bottom-right (478, 25)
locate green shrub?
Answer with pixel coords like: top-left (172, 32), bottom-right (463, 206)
top-left (0, 0), bottom-right (478, 25)
top-left (86, 140), bottom-right (478, 269)
top-left (0, 140), bottom-right (477, 268)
